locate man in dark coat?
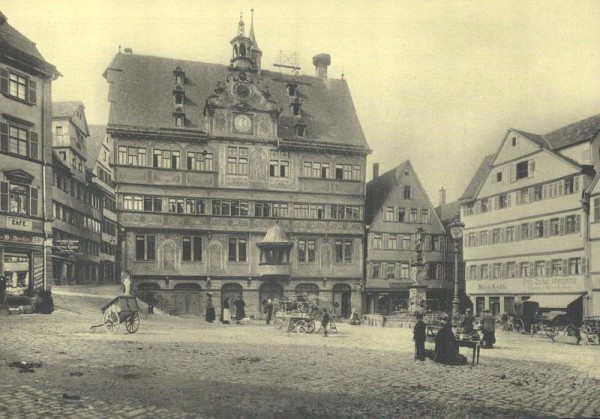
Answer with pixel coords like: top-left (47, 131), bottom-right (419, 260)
top-left (264, 299), bottom-right (274, 325)
top-left (480, 309), bottom-right (496, 348)
top-left (413, 312), bottom-right (426, 361)
top-left (462, 308), bottom-right (475, 334)
top-left (321, 308), bottom-right (330, 337)
top-left (234, 297), bottom-right (246, 324)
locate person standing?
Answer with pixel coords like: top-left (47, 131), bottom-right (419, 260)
top-left (264, 299), bottom-right (274, 325)
top-left (413, 312), bottom-right (426, 361)
top-left (461, 308), bottom-right (475, 335)
top-left (0, 274), bottom-right (6, 308)
top-left (321, 308), bottom-right (330, 337)
top-left (480, 309), bottom-right (496, 348)
top-left (205, 296), bottom-right (216, 323)
top-left (220, 297), bottom-right (231, 324)
top-left (234, 297), bottom-right (246, 324)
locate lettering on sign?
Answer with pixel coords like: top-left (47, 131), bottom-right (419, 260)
top-left (7, 217), bottom-right (32, 231)
top-left (55, 239), bottom-right (80, 253)
top-left (467, 275), bottom-right (584, 294)
top-left (0, 233), bottom-right (33, 243)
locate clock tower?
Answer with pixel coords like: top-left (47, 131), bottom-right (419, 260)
top-left (229, 11), bottom-right (260, 72)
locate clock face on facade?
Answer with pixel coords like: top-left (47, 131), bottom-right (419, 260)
top-left (234, 82), bottom-right (251, 100)
top-left (233, 114), bottom-right (253, 133)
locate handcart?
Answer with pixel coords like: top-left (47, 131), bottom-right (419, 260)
top-left (100, 295), bottom-right (140, 334)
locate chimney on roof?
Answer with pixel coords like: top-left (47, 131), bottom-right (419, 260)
top-left (312, 53), bottom-right (331, 78)
top-left (124, 48), bottom-right (133, 54)
top-left (439, 187), bottom-right (446, 206)
top-left (0, 12), bottom-right (7, 25)
top-left (373, 163), bottom-right (379, 179)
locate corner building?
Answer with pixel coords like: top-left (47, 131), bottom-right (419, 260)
top-left (460, 115), bottom-right (600, 320)
top-left (105, 14), bottom-right (370, 317)
top-left (0, 12), bottom-right (58, 301)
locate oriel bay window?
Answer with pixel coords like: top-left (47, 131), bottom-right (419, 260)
top-left (135, 235), bottom-right (156, 261)
top-left (335, 239), bottom-right (353, 263)
top-left (182, 236), bottom-right (202, 262)
top-left (228, 238), bottom-right (247, 262)
top-left (298, 239), bottom-right (315, 263)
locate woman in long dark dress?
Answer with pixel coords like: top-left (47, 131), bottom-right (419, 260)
top-left (234, 297), bottom-right (246, 324)
top-left (434, 321), bottom-right (458, 365)
top-left (205, 297), bottom-right (216, 323)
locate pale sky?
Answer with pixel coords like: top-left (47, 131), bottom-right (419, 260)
top-left (3, 0), bottom-right (600, 204)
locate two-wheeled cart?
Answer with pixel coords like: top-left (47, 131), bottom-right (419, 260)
top-left (100, 295), bottom-right (140, 334)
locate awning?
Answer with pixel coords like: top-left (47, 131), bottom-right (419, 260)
top-left (526, 294), bottom-right (584, 309)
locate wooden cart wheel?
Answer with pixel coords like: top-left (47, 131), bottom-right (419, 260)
top-left (581, 324), bottom-right (593, 336)
top-left (294, 320), bottom-right (307, 333)
top-left (104, 309), bottom-right (120, 334)
top-left (125, 312), bottom-right (140, 334)
top-left (306, 320), bottom-right (315, 334)
top-left (513, 318), bottom-right (524, 333)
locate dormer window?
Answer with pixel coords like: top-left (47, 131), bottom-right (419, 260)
top-left (173, 66), bottom-right (185, 86)
top-left (174, 90), bottom-right (185, 106)
top-left (175, 116), bottom-right (184, 128)
top-left (291, 98), bottom-right (302, 116)
top-left (286, 82), bottom-right (297, 97)
top-left (173, 110), bottom-right (185, 128)
top-left (295, 123), bottom-right (306, 137)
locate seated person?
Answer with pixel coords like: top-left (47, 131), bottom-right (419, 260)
top-left (434, 320), bottom-right (459, 365)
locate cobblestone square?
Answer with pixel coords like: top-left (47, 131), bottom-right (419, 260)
top-left (0, 289), bottom-right (599, 418)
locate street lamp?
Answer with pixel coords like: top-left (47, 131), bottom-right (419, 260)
top-left (449, 217), bottom-right (465, 321)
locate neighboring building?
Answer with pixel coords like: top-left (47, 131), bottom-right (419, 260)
top-left (460, 115), bottom-right (600, 320)
top-left (364, 161), bottom-right (456, 314)
top-left (0, 12), bottom-right (59, 301)
top-left (51, 102), bottom-right (104, 284)
top-left (87, 125), bottom-right (118, 283)
top-left (104, 13), bottom-right (370, 316)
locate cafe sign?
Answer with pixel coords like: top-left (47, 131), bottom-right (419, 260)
top-left (7, 216), bottom-right (31, 231)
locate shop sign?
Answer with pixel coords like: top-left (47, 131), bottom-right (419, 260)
top-left (0, 233), bottom-right (33, 243)
top-left (7, 217), bottom-right (31, 231)
top-left (467, 275), bottom-right (585, 295)
top-left (55, 239), bottom-right (80, 253)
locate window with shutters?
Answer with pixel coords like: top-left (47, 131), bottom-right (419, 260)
top-left (0, 69), bottom-right (36, 104)
top-left (398, 207), bottom-right (406, 222)
top-left (372, 234), bottom-right (382, 249)
top-left (384, 207), bottom-right (394, 221)
top-left (470, 265), bottom-right (478, 280)
top-left (335, 239), bottom-right (353, 263)
top-left (480, 231), bottom-right (488, 245)
top-left (0, 122), bottom-right (39, 160)
top-left (182, 236), bottom-right (202, 261)
top-left (492, 229), bottom-right (500, 244)
top-left (386, 234), bottom-right (397, 250)
top-left (534, 221), bottom-right (544, 238)
top-left (520, 262), bottom-right (529, 277)
top-left (480, 265), bottom-right (488, 280)
top-left (493, 264), bottom-right (502, 279)
top-left (400, 263), bottom-right (410, 278)
top-left (564, 177), bottom-right (579, 195)
top-left (551, 259), bottom-right (562, 275)
top-left (371, 263), bottom-right (381, 278)
top-left (549, 218), bottom-right (560, 236)
top-left (420, 209), bottom-right (430, 223)
top-left (385, 263), bottom-right (395, 278)
top-left (535, 261), bottom-right (545, 276)
top-left (0, 181), bottom-right (38, 216)
top-left (516, 160), bottom-right (530, 180)
top-left (498, 194), bottom-right (509, 209)
top-left (507, 262), bottom-right (516, 278)
top-left (569, 258), bottom-right (581, 275)
top-left (409, 208), bottom-right (418, 222)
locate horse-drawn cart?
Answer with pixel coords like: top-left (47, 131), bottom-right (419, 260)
top-left (100, 295), bottom-right (140, 334)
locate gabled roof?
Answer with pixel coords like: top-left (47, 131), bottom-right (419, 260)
top-left (459, 154), bottom-right (494, 202)
top-left (104, 53), bottom-right (369, 152)
top-left (435, 201), bottom-right (461, 224)
top-left (52, 101), bottom-right (89, 136)
top-left (0, 12), bottom-right (58, 77)
top-left (86, 125), bottom-right (108, 170)
top-left (365, 160), bottom-right (410, 225)
top-left (511, 129), bottom-right (549, 149)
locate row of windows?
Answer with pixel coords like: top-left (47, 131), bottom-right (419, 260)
top-left (371, 233), bottom-right (450, 252)
top-left (302, 161), bottom-right (362, 181)
top-left (101, 242), bottom-right (117, 256)
top-left (97, 165), bottom-right (114, 187)
top-left (370, 262), bottom-right (452, 280)
top-left (465, 214), bottom-right (580, 247)
top-left (467, 257), bottom-right (585, 280)
top-left (0, 122), bottom-right (39, 160)
top-left (53, 172), bottom-right (102, 210)
top-left (383, 206), bottom-right (428, 223)
top-left (464, 176), bottom-right (580, 216)
top-left (57, 149), bottom-right (85, 173)
top-left (116, 145), bottom-right (361, 180)
top-left (102, 219), bottom-right (117, 237)
top-left (52, 201), bottom-right (102, 234)
top-left (135, 236), bottom-right (355, 264)
top-left (0, 68), bottom-right (37, 104)
top-left (0, 181), bottom-right (39, 216)
top-left (104, 196), bottom-right (117, 212)
top-left (122, 195), bottom-right (363, 220)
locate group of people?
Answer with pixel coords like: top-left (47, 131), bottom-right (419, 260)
top-left (204, 296), bottom-right (247, 324)
top-left (412, 308), bottom-right (497, 365)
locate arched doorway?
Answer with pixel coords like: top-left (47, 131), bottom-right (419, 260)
top-left (259, 282), bottom-right (283, 307)
top-left (173, 283), bottom-right (202, 315)
top-left (222, 283), bottom-right (243, 305)
top-left (332, 284), bottom-right (352, 318)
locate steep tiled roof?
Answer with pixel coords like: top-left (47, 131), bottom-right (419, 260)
top-left (86, 125), bottom-right (107, 170)
top-left (459, 154), bottom-right (494, 202)
top-left (435, 201), bottom-right (461, 224)
top-left (365, 161), bottom-right (410, 225)
top-left (52, 101), bottom-right (88, 136)
top-left (104, 53), bottom-right (369, 151)
top-left (0, 12), bottom-right (57, 77)
top-left (544, 113), bottom-right (600, 150)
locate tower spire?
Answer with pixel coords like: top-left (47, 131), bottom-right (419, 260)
top-left (249, 8), bottom-right (260, 50)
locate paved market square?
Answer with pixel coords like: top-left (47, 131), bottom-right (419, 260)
top-left (0, 287), bottom-right (599, 418)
